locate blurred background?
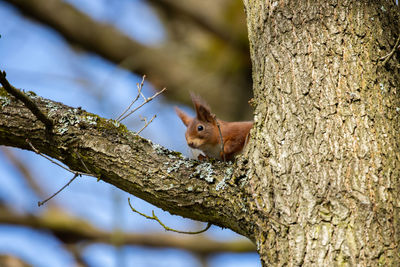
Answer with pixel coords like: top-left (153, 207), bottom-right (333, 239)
top-left (0, 0), bottom-right (257, 266)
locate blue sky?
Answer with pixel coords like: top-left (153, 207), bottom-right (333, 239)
top-left (0, 0), bottom-right (260, 266)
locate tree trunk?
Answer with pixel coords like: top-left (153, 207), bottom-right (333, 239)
top-left (242, 0), bottom-right (400, 265)
top-left (1, 0), bottom-right (400, 266)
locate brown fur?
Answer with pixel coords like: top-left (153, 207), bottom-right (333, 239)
top-left (175, 95), bottom-right (253, 161)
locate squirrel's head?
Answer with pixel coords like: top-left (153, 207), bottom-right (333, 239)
top-left (175, 94), bottom-right (220, 150)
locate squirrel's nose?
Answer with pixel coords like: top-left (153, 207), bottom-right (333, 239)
top-left (188, 141), bottom-right (195, 148)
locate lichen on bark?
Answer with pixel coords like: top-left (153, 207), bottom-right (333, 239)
top-left (0, 86), bottom-right (257, 241)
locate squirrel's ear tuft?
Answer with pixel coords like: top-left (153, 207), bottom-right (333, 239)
top-left (175, 106), bottom-right (192, 127)
top-left (196, 105), bottom-right (215, 123)
top-left (190, 93), bottom-right (215, 123)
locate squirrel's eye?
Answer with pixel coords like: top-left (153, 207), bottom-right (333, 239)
top-left (197, 125), bottom-right (204, 131)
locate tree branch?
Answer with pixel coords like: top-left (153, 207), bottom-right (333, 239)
top-left (0, 254), bottom-right (30, 267)
top-left (37, 172), bottom-right (79, 207)
top-left (1, 0), bottom-right (200, 98)
top-left (147, 0), bottom-right (247, 52)
top-left (0, 206), bottom-right (256, 255)
top-left (0, 71), bottom-right (53, 131)
top-left (128, 198), bottom-right (211, 235)
top-left (2, 0), bottom-right (253, 121)
top-left (0, 86), bottom-right (254, 240)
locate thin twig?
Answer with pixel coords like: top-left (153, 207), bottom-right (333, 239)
top-left (116, 75), bottom-right (146, 121)
top-left (118, 87), bottom-right (167, 122)
top-left (0, 70), bottom-right (53, 131)
top-left (128, 198), bottom-right (212, 234)
top-left (38, 173), bottom-right (79, 206)
top-left (75, 151), bottom-right (90, 173)
top-left (27, 139), bottom-right (75, 173)
top-left (139, 86), bottom-right (147, 101)
top-left (137, 115), bottom-right (156, 134)
top-left (381, 35), bottom-right (400, 66)
top-left (26, 139), bottom-right (96, 177)
top-left (212, 114), bottom-right (225, 162)
top-left (27, 141), bottom-right (97, 206)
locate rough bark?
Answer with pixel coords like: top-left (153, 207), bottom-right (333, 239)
top-left (242, 0), bottom-right (400, 265)
top-left (2, 0), bottom-right (400, 266)
top-left (0, 87), bottom-right (255, 239)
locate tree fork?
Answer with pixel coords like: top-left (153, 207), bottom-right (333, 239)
top-left (0, 86), bottom-right (257, 240)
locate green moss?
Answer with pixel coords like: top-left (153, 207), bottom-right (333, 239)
top-left (378, 254), bottom-right (387, 266)
top-left (168, 151), bottom-right (184, 158)
top-left (26, 91), bottom-right (37, 96)
top-left (0, 87), bottom-right (7, 97)
top-left (335, 252), bottom-right (348, 266)
top-left (96, 171), bottom-right (103, 182)
top-left (96, 117), bottom-right (129, 134)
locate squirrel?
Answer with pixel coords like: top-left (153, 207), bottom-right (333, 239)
top-left (175, 94), bottom-right (253, 161)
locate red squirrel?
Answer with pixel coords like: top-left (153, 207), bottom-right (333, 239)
top-left (175, 95), bottom-right (253, 161)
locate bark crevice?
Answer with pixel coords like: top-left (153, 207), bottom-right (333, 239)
top-left (243, 0), bottom-right (400, 265)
